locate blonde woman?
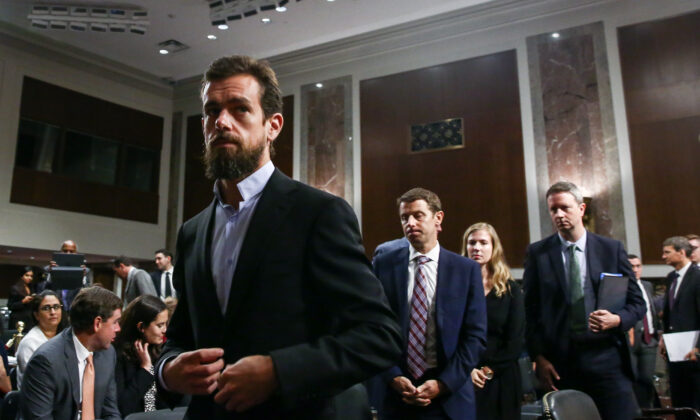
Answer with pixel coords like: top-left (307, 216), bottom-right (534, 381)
top-left (462, 222), bottom-right (525, 420)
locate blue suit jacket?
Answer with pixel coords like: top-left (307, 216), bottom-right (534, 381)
top-left (371, 246), bottom-right (487, 420)
top-left (523, 232), bottom-right (645, 379)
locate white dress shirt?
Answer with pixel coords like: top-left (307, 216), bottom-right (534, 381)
top-left (672, 262), bottom-right (692, 300)
top-left (159, 268), bottom-right (175, 300)
top-left (635, 279), bottom-right (655, 334)
top-left (407, 242), bottom-right (441, 369)
top-left (72, 331), bottom-right (93, 419)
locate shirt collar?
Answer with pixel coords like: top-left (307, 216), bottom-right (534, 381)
top-left (213, 161), bottom-right (275, 209)
top-left (408, 241), bottom-right (441, 263)
top-left (72, 330), bottom-right (92, 363)
top-left (558, 230), bottom-right (587, 253)
top-left (677, 261), bottom-right (692, 278)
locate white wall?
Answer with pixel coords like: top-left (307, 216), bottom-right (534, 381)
top-left (0, 36), bottom-right (174, 259)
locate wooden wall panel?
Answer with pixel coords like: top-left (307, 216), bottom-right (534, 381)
top-left (20, 77), bottom-right (163, 150)
top-left (10, 167), bottom-right (159, 223)
top-left (360, 50), bottom-right (529, 266)
top-left (183, 95), bottom-right (294, 221)
top-left (618, 11), bottom-right (700, 263)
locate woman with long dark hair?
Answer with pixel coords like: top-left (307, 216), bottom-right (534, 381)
top-left (8, 266), bottom-right (37, 330)
top-left (114, 295), bottom-right (168, 416)
top-left (462, 222), bottom-right (525, 420)
top-left (16, 289), bottom-right (67, 389)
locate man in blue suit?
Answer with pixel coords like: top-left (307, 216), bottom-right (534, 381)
top-left (371, 187), bottom-right (486, 419)
top-left (524, 181), bottom-right (645, 420)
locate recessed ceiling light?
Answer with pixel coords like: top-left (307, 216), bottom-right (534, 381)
top-left (261, 17), bottom-right (271, 23)
top-left (159, 49), bottom-right (169, 54)
top-left (327, 0), bottom-right (335, 2)
top-left (218, 24), bottom-right (228, 30)
top-left (551, 32), bottom-right (560, 38)
top-left (315, 83), bottom-right (323, 88)
top-left (276, 6), bottom-right (286, 12)
top-left (207, 34), bottom-right (217, 40)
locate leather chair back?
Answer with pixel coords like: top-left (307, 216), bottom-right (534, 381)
top-left (542, 390), bottom-right (602, 420)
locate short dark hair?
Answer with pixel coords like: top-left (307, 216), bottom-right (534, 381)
top-left (31, 290), bottom-right (67, 332)
top-left (687, 234), bottom-right (699, 241)
top-left (70, 287), bottom-right (122, 333)
top-left (201, 55), bottom-right (283, 121)
top-left (628, 254), bottom-right (640, 260)
top-left (114, 295), bottom-right (166, 364)
top-left (397, 188), bottom-right (442, 214)
top-left (112, 256), bottom-right (133, 267)
top-left (155, 249), bottom-right (173, 259)
top-left (546, 181), bottom-right (584, 204)
top-left (663, 236), bottom-right (692, 256)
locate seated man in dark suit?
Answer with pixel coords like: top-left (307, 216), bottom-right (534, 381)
top-left (660, 236), bottom-right (700, 413)
top-left (21, 286), bottom-right (122, 420)
top-left (524, 181), bottom-right (645, 420)
top-left (370, 188), bottom-right (487, 419)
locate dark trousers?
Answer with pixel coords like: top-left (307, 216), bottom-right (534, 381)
top-left (631, 341), bottom-right (658, 408)
top-left (559, 340), bottom-right (639, 420)
top-left (668, 361), bottom-right (700, 416)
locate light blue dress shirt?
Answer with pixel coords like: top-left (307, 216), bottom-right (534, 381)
top-left (210, 161), bottom-right (275, 313)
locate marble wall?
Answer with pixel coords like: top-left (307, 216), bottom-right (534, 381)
top-left (299, 76), bottom-right (353, 202)
top-left (527, 22), bottom-right (625, 243)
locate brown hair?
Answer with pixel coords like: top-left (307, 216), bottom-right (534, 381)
top-left (201, 55), bottom-right (283, 120)
top-left (461, 222), bottom-right (512, 297)
top-left (397, 188), bottom-right (442, 214)
top-left (70, 287), bottom-right (122, 333)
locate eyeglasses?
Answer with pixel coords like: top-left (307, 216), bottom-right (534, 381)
top-left (39, 304), bottom-right (62, 312)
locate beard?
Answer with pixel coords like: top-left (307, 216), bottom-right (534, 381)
top-left (203, 134), bottom-right (266, 180)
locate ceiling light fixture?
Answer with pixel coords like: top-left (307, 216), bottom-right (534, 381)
top-left (157, 39), bottom-right (189, 55)
top-left (27, 4), bottom-right (150, 34)
top-left (207, 34), bottom-right (217, 40)
top-left (315, 83), bottom-right (323, 88)
top-left (217, 23), bottom-right (228, 30)
top-left (551, 32), bottom-right (560, 38)
top-left (159, 49), bottom-right (169, 55)
top-left (261, 17), bottom-right (271, 23)
top-left (207, 0), bottom-right (294, 27)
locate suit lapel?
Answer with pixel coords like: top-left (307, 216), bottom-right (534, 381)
top-left (63, 329), bottom-right (81, 407)
top-left (392, 247), bottom-right (410, 341)
top-left (191, 200), bottom-right (225, 337)
top-left (675, 265), bottom-right (698, 307)
top-left (585, 233), bottom-right (602, 295)
top-left (435, 248), bottom-right (451, 351)
top-left (546, 236), bottom-right (569, 304)
top-left (224, 170), bottom-right (295, 323)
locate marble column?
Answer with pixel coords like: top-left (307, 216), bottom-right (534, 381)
top-left (527, 22), bottom-right (625, 243)
top-left (300, 76), bottom-right (353, 203)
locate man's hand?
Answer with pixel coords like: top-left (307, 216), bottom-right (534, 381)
top-left (659, 336), bottom-right (667, 360)
top-left (21, 295), bottom-right (34, 304)
top-left (535, 355), bottom-right (560, 391)
top-left (684, 347), bottom-right (699, 362)
top-left (588, 310), bottom-right (621, 333)
top-left (162, 348), bottom-right (224, 395)
top-left (390, 376), bottom-right (429, 406)
top-left (213, 355), bottom-right (278, 412)
top-left (415, 379), bottom-right (445, 400)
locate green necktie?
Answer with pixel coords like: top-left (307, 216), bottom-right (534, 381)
top-left (568, 244), bottom-right (586, 333)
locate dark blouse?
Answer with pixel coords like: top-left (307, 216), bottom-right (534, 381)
top-left (8, 281), bottom-right (35, 331)
top-left (115, 353), bottom-right (166, 416)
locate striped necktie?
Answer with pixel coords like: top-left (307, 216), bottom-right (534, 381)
top-left (407, 255), bottom-right (430, 380)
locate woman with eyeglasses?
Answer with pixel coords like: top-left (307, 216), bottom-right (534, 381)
top-left (16, 289), bottom-right (66, 389)
top-left (114, 295), bottom-right (169, 416)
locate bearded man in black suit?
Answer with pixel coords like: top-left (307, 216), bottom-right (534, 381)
top-left (156, 55), bottom-right (402, 419)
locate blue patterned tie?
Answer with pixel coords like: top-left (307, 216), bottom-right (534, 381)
top-left (407, 256), bottom-right (430, 379)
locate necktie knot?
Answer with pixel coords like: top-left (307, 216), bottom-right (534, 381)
top-left (414, 256), bottom-right (430, 266)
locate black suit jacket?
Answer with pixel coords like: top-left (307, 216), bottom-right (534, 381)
top-left (524, 231), bottom-right (645, 378)
top-left (371, 246), bottom-right (487, 420)
top-left (663, 264), bottom-right (700, 348)
top-left (21, 328), bottom-right (120, 420)
top-left (157, 169), bottom-right (402, 419)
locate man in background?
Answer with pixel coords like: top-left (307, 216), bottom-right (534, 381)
top-left (687, 234), bottom-right (700, 267)
top-left (112, 256), bottom-right (157, 305)
top-left (627, 254), bottom-right (661, 408)
top-left (21, 286), bottom-right (122, 420)
top-left (660, 236), bottom-right (700, 414)
top-left (42, 239), bottom-right (89, 309)
top-left (524, 181), bottom-right (644, 420)
top-left (151, 249), bottom-right (176, 300)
